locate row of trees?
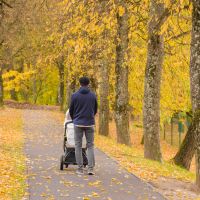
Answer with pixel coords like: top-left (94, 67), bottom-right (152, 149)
top-left (0, 0), bottom-right (199, 186)
top-left (174, 0), bottom-right (200, 185)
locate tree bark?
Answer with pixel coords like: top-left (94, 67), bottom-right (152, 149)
top-left (141, 135), bottom-right (144, 145)
top-left (66, 78), bottom-right (76, 109)
top-left (0, 68), bottom-right (3, 106)
top-left (193, 0), bottom-right (200, 186)
top-left (115, 1), bottom-right (130, 145)
top-left (174, 1), bottom-right (200, 172)
top-left (33, 72), bottom-right (37, 104)
top-left (171, 118), bottom-right (174, 145)
top-left (10, 88), bottom-right (18, 100)
top-left (97, 0), bottom-right (110, 136)
top-left (163, 122), bottom-right (166, 140)
top-left (143, 1), bottom-right (164, 162)
top-left (0, 1), bottom-right (3, 25)
top-left (174, 111), bottom-right (200, 169)
top-left (99, 60), bottom-right (109, 136)
top-left (57, 57), bottom-right (65, 111)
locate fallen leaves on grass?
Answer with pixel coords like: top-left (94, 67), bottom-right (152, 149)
top-left (0, 108), bottom-right (26, 200)
top-left (95, 134), bottom-right (195, 182)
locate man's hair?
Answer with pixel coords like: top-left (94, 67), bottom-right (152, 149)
top-left (79, 76), bottom-right (90, 86)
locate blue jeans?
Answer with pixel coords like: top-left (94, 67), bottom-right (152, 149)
top-left (74, 126), bottom-right (95, 170)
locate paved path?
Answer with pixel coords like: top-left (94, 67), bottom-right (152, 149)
top-left (24, 110), bottom-right (166, 200)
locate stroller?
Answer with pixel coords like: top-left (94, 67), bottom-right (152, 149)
top-left (60, 111), bottom-right (88, 170)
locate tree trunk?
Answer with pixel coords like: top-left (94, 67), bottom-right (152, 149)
top-left (174, 111), bottom-right (200, 169)
top-left (193, 0), bottom-right (200, 185)
top-left (99, 61), bottom-right (109, 136)
top-left (0, 1), bottom-right (3, 25)
top-left (66, 78), bottom-right (76, 109)
top-left (57, 58), bottom-right (65, 111)
top-left (143, 1), bottom-right (164, 162)
top-left (32, 62), bottom-right (37, 104)
top-left (174, 1), bottom-right (200, 173)
top-left (0, 1), bottom-right (4, 107)
top-left (33, 74), bottom-right (37, 103)
top-left (115, 1), bottom-right (130, 145)
top-left (141, 135), bottom-right (144, 145)
top-left (0, 68), bottom-right (3, 106)
top-left (171, 118), bottom-right (174, 145)
top-left (197, 153), bottom-right (200, 186)
top-left (90, 77), bottom-right (98, 93)
top-left (97, 0), bottom-right (110, 137)
top-left (163, 122), bottom-right (166, 140)
top-left (10, 89), bottom-right (18, 101)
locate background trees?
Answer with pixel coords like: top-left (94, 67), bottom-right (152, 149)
top-left (0, 68), bottom-right (3, 106)
top-left (115, 0), bottom-right (130, 145)
top-left (143, 0), bottom-right (165, 162)
top-left (97, 0), bottom-right (111, 137)
top-left (174, 0), bottom-right (200, 183)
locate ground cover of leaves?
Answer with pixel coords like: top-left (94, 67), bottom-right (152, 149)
top-left (0, 108), bottom-right (26, 200)
top-left (95, 123), bottom-right (200, 200)
top-left (52, 111), bottom-right (200, 199)
top-left (1, 106), bottom-right (199, 200)
top-left (24, 110), bottom-right (164, 200)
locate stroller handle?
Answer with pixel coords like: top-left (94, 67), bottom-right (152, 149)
top-left (65, 121), bottom-right (73, 129)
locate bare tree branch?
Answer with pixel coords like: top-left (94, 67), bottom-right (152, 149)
top-left (1, 0), bottom-right (13, 8)
top-left (166, 30), bottom-right (191, 41)
top-left (154, 0), bottom-right (177, 31)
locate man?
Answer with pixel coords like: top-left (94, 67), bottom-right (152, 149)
top-left (69, 77), bottom-right (97, 175)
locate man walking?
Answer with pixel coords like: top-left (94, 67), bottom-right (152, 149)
top-left (69, 77), bottom-right (97, 175)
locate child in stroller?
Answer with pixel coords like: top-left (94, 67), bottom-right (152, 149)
top-left (60, 110), bottom-right (88, 170)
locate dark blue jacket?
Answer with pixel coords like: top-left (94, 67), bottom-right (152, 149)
top-left (69, 87), bottom-right (98, 126)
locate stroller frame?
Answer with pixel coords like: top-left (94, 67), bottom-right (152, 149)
top-left (60, 121), bottom-right (88, 170)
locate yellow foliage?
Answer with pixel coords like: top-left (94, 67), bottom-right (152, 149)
top-left (118, 6), bottom-right (125, 17)
top-left (2, 0), bottom-right (192, 120)
top-left (3, 70), bottom-right (35, 92)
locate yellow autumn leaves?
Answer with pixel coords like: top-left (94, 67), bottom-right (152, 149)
top-left (3, 70), bottom-right (35, 92)
top-left (0, 108), bottom-right (26, 200)
top-left (118, 6), bottom-right (125, 17)
top-left (1, 0), bottom-right (192, 121)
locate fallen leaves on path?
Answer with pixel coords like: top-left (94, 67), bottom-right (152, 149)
top-left (51, 110), bottom-right (200, 200)
top-left (88, 180), bottom-right (102, 187)
top-left (95, 134), bottom-right (199, 200)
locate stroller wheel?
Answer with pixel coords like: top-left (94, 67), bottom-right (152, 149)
top-left (60, 155), bottom-right (64, 170)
